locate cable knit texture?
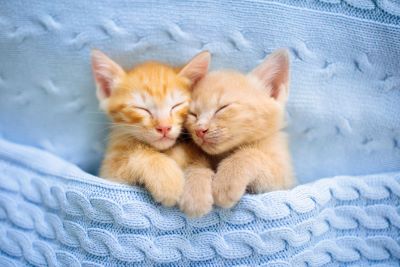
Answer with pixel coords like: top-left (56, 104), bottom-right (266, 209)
top-left (0, 138), bottom-right (399, 266)
top-left (0, 0), bottom-right (400, 266)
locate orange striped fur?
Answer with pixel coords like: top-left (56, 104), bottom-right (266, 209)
top-left (91, 50), bottom-right (212, 209)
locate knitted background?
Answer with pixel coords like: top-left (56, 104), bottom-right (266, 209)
top-left (0, 0), bottom-right (400, 266)
top-left (0, 0), bottom-right (399, 182)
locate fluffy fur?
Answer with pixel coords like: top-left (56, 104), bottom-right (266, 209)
top-left (186, 49), bottom-right (295, 209)
top-left (92, 50), bottom-right (212, 208)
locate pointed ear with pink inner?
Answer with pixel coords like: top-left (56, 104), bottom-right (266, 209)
top-left (91, 50), bottom-right (125, 109)
top-left (249, 49), bottom-right (290, 103)
top-left (178, 51), bottom-right (211, 86)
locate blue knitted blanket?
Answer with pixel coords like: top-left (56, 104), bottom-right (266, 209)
top-left (1, 0), bottom-right (400, 266)
top-left (0, 138), bottom-right (399, 266)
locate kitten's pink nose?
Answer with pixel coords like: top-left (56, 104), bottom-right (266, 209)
top-left (156, 125), bottom-right (172, 136)
top-left (195, 128), bottom-right (208, 138)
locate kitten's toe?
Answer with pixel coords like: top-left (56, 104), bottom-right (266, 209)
top-left (156, 189), bottom-right (182, 207)
top-left (212, 182), bottom-right (243, 209)
top-left (179, 189), bottom-right (213, 218)
top-left (154, 171), bottom-right (185, 207)
top-left (179, 169), bottom-right (214, 217)
top-left (160, 197), bottom-right (178, 207)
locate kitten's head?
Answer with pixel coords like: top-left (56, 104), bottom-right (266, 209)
top-left (186, 49), bottom-right (290, 155)
top-left (92, 50), bottom-right (210, 150)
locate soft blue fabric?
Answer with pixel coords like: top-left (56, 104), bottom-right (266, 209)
top-left (0, 138), bottom-right (399, 266)
top-left (0, 0), bottom-right (399, 182)
top-left (1, 1), bottom-right (400, 266)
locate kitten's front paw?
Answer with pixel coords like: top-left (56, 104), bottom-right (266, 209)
top-left (152, 166), bottom-right (185, 207)
top-left (179, 177), bottom-right (213, 218)
top-left (212, 172), bottom-right (246, 209)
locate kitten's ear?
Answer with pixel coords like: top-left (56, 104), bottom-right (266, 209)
top-left (250, 49), bottom-right (290, 103)
top-left (91, 49), bottom-right (125, 108)
top-left (178, 51), bottom-right (211, 85)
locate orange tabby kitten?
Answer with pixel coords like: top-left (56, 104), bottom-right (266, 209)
top-left (185, 49), bottom-right (295, 209)
top-left (91, 50), bottom-right (211, 208)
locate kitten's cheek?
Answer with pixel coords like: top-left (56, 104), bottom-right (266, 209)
top-left (193, 136), bottom-right (204, 146)
top-left (185, 117), bottom-right (194, 125)
top-left (170, 127), bottom-right (181, 139)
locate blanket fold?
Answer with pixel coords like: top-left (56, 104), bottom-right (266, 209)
top-left (0, 138), bottom-right (399, 266)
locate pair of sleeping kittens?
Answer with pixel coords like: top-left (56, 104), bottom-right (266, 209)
top-left (91, 49), bottom-right (294, 217)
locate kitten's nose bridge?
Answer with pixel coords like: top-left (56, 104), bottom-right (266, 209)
top-left (197, 117), bottom-right (209, 127)
top-left (196, 116), bottom-right (210, 131)
top-left (197, 110), bottom-right (214, 126)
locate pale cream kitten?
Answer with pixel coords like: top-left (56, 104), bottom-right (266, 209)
top-left (185, 49), bottom-right (295, 209)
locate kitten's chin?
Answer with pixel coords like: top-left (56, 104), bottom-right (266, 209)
top-left (195, 137), bottom-right (237, 155)
top-left (200, 145), bottom-right (220, 155)
top-left (151, 138), bottom-right (176, 151)
top-left (195, 140), bottom-right (224, 155)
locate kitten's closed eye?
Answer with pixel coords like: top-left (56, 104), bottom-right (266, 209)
top-left (189, 111), bottom-right (197, 118)
top-left (171, 102), bottom-right (186, 111)
top-left (215, 104), bottom-right (231, 114)
top-left (133, 106), bottom-right (152, 116)
top-left (188, 104), bottom-right (231, 119)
